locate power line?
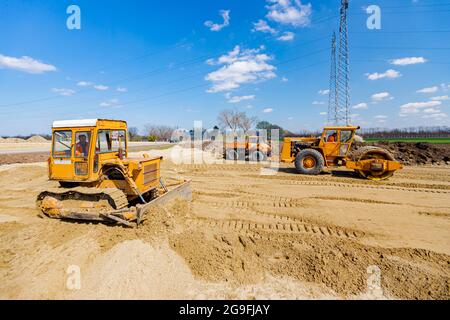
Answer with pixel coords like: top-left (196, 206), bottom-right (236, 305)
top-left (0, 13), bottom-right (339, 109)
top-left (350, 30), bottom-right (450, 34)
top-left (352, 59), bottom-right (450, 65)
top-left (93, 61), bottom-right (331, 117)
top-left (382, 3), bottom-right (450, 9)
top-left (39, 60), bottom-right (330, 120)
top-left (353, 46), bottom-right (450, 50)
top-left (0, 37), bottom-right (331, 116)
top-left (0, 46), bottom-right (331, 117)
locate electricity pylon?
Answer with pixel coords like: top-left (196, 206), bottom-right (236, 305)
top-left (327, 32), bottom-right (337, 125)
top-left (336, 0), bottom-right (350, 125)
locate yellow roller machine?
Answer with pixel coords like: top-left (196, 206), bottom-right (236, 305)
top-left (280, 126), bottom-right (402, 180)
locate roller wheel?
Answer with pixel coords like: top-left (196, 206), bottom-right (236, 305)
top-left (351, 146), bottom-right (395, 180)
top-left (295, 149), bottom-right (324, 175)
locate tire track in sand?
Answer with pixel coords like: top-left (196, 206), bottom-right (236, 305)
top-left (188, 218), bottom-right (362, 239)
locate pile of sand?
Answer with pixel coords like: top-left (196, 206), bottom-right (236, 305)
top-left (27, 135), bottom-right (49, 143)
top-left (0, 136), bottom-right (49, 143)
top-left (68, 239), bottom-right (341, 300)
top-left (2, 137), bottom-right (25, 143)
top-left (69, 239), bottom-right (203, 299)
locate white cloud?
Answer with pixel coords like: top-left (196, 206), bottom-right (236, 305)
top-left (277, 31), bottom-right (295, 41)
top-left (440, 83), bottom-right (450, 91)
top-left (430, 95), bottom-right (450, 101)
top-left (423, 108), bottom-right (441, 114)
top-left (374, 115), bottom-right (387, 123)
top-left (282, 77), bottom-right (288, 82)
top-left (0, 54), bottom-right (56, 74)
top-left (205, 45), bottom-right (276, 93)
top-left (422, 112), bottom-right (448, 119)
top-left (116, 87), bottom-right (128, 92)
top-left (262, 108), bottom-right (274, 113)
top-left (225, 93), bottom-right (255, 103)
top-left (399, 100), bottom-right (442, 116)
top-left (371, 92), bottom-right (393, 102)
top-left (252, 19), bottom-right (277, 34)
top-left (312, 101), bottom-right (325, 105)
top-left (352, 102), bottom-right (368, 110)
top-left (319, 112), bottom-right (327, 116)
top-left (94, 84), bottom-right (109, 91)
top-left (288, 116), bottom-right (293, 120)
top-left (52, 88), bottom-right (75, 96)
top-left (77, 81), bottom-right (93, 87)
top-left (100, 98), bottom-right (120, 107)
top-left (366, 69), bottom-right (401, 80)
top-left (266, 0), bottom-right (312, 27)
top-left (205, 10), bottom-right (230, 32)
top-left (390, 57), bottom-right (427, 66)
top-left (417, 86), bottom-right (438, 93)
top-left (318, 89), bottom-right (329, 95)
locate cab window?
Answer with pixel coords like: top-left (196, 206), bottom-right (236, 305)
top-left (75, 132), bottom-right (91, 157)
top-left (324, 130), bottom-right (337, 143)
top-left (53, 131), bottom-right (72, 158)
top-left (340, 130), bottom-right (353, 143)
top-left (96, 130), bottom-right (126, 153)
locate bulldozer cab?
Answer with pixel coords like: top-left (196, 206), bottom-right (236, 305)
top-left (50, 119), bottom-right (127, 182)
top-left (319, 126), bottom-right (358, 159)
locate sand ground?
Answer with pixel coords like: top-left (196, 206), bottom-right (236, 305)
top-left (0, 148), bottom-right (449, 300)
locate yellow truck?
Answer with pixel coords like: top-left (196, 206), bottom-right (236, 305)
top-left (224, 135), bottom-right (272, 161)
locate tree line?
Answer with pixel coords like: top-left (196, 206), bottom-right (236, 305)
top-left (126, 111), bottom-right (450, 142)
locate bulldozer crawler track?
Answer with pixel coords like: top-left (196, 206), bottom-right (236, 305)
top-left (36, 187), bottom-right (129, 211)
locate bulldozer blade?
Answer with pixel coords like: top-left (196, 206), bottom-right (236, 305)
top-left (136, 180), bottom-right (192, 225)
top-left (59, 209), bottom-right (136, 226)
top-left (99, 213), bottom-right (134, 227)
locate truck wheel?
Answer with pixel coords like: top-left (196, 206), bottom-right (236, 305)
top-left (295, 149), bottom-right (324, 175)
top-left (250, 150), bottom-right (267, 162)
top-left (225, 149), bottom-right (238, 160)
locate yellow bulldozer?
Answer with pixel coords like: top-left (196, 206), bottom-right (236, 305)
top-left (280, 125), bottom-right (402, 180)
top-left (36, 119), bottom-right (191, 226)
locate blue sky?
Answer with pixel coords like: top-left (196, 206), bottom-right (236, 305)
top-left (0, 0), bottom-right (449, 135)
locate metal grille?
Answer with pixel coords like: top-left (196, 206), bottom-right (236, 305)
top-left (143, 163), bottom-right (159, 185)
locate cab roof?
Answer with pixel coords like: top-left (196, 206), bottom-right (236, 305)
top-left (52, 119), bottom-right (126, 128)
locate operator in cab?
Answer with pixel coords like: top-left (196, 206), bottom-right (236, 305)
top-left (75, 134), bottom-right (90, 157)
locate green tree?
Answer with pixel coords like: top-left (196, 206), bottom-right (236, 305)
top-left (256, 121), bottom-right (285, 139)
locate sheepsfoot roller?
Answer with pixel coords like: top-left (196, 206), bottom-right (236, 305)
top-left (280, 126), bottom-right (403, 181)
top-left (36, 119), bottom-right (192, 227)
